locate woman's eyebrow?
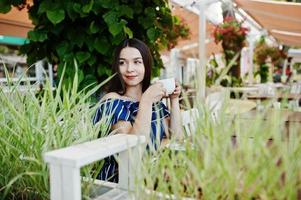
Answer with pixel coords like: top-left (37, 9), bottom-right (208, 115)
top-left (119, 57), bottom-right (142, 60)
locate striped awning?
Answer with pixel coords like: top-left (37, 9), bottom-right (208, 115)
top-left (0, 7), bottom-right (33, 39)
top-left (235, 0), bottom-right (301, 47)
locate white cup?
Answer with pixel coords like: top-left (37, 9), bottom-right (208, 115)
top-left (157, 78), bottom-right (175, 95)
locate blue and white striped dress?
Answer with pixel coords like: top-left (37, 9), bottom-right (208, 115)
top-left (93, 98), bottom-right (170, 182)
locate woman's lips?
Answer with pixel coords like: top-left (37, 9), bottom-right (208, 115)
top-left (125, 75), bottom-right (137, 80)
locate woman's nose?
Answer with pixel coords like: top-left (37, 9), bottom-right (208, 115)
top-left (126, 62), bottom-right (134, 72)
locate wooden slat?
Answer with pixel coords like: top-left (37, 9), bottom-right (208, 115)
top-left (44, 134), bottom-right (146, 168)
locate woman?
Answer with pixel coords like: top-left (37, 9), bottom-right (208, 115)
top-left (93, 38), bottom-right (182, 182)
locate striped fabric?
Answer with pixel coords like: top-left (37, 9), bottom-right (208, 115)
top-left (93, 98), bottom-right (170, 182)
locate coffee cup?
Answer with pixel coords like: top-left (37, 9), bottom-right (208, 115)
top-left (157, 78), bottom-right (175, 95)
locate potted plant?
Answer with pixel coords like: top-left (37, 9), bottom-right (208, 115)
top-left (213, 16), bottom-right (249, 84)
top-left (254, 37), bottom-right (287, 83)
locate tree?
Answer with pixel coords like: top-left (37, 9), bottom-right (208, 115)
top-left (0, 0), bottom-right (189, 89)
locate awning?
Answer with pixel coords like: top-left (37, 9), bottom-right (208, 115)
top-left (170, 3), bottom-right (223, 58)
top-left (0, 35), bottom-right (28, 45)
top-left (235, 0), bottom-right (301, 47)
top-left (0, 7), bottom-right (33, 39)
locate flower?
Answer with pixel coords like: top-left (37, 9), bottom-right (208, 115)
top-left (213, 17), bottom-right (249, 45)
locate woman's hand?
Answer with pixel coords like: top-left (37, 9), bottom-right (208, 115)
top-left (169, 81), bottom-right (181, 100)
top-left (141, 82), bottom-right (166, 104)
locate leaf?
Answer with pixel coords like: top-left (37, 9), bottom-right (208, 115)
top-left (98, 0), bottom-right (119, 9)
top-left (82, 0), bottom-right (94, 13)
top-left (76, 52), bottom-right (91, 64)
top-left (38, 1), bottom-right (54, 14)
top-left (108, 20), bottom-right (127, 37)
top-left (94, 38), bottom-right (109, 55)
top-left (66, 3), bottom-right (78, 21)
top-left (67, 28), bottom-right (85, 48)
top-left (28, 30), bottom-right (48, 42)
top-left (145, 7), bottom-right (156, 18)
top-left (87, 56), bottom-right (97, 66)
top-left (103, 11), bottom-right (118, 25)
top-left (89, 21), bottom-right (100, 34)
top-left (46, 9), bottom-right (65, 25)
top-left (97, 65), bottom-right (111, 76)
top-left (78, 68), bottom-right (85, 83)
top-left (147, 28), bottom-right (157, 42)
top-left (138, 16), bottom-right (153, 29)
top-left (56, 41), bottom-right (69, 57)
top-left (73, 3), bottom-right (82, 13)
top-left (81, 74), bottom-right (97, 87)
top-left (117, 5), bottom-right (134, 18)
top-left (111, 33), bottom-right (125, 45)
top-left (124, 26), bottom-right (133, 38)
top-left (0, 4), bottom-right (11, 13)
top-left (63, 52), bottom-right (74, 62)
top-left (85, 37), bottom-right (95, 52)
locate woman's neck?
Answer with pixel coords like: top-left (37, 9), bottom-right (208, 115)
top-left (124, 85), bottom-right (142, 101)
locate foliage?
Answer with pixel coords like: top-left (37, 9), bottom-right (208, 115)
top-left (0, 65), bottom-right (111, 199)
top-left (206, 54), bottom-right (220, 86)
top-left (1, 0), bottom-right (189, 89)
top-left (255, 63), bottom-right (269, 83)
top-left (213, 16), bottom-right (249, 81)
top-left (165, 16), bottom-right (190, 49)
top-left (254, 37), bottom-right (286, 66)
top-left (254, 37), bottom-right (287, 83)
top-left (213, 16), bottom-right (248, 46)
top-left (206, 53), bottom-right (243, 87)
top-left (137, 102), bottom-right (301, 199)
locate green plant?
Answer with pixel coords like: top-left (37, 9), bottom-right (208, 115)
top-left (213, 16), bottom-right (249, 80)
top-left (0, 63), bottom-right (112, 199)
top-left (206, 54), bottom-right (219, 87)
top-left (1, 0), bottom-right (189, 90)
top-left (136, 104), bottom-right (301, 199)
top-left (255, 63), bottom-right (269, 83)
top-left (206, 52), bottom-right (243, 87)
top-left (254, 37), bottom-right (287, 83)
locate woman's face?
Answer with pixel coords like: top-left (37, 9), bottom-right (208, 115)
top-left (119, 47), bottom-right (145, 88)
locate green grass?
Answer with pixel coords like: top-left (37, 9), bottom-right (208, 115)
top-left (136, 100), bottom-right (301, 199)
top-left (0, 64), bottom-right (112, 200)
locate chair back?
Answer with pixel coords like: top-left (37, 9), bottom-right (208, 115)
top-left (181, 108), bottom-right (199, 136)
top-left (206, 90), bottom-right (228, 121)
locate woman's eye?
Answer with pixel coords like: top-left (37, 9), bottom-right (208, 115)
top-left (119, 61), bottom-right (125, 65)
top-left (134, 60), bottom-right (142, 64)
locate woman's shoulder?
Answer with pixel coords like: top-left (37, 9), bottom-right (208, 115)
top-left (100, 92), bottom-right (122, 101)
top-left (100, 92), bottom-right (138, 103)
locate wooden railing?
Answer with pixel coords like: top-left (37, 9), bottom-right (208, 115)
top-left (43, 134), bottom-right (146, 200)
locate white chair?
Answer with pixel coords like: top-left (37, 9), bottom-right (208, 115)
top-left (289, 82), bottom-right (301, 110)
top-left (43, 134), bottom-right (146, 200)
top-left (205, 91), bottom-right (228, 122)
top-left (181, 108), bottom-right (199, 136)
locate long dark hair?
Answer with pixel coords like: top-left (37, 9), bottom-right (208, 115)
top-left (109, 38), bottom-right (152, 94)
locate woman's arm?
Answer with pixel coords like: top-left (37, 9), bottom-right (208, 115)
top-left (112, 97), bottom-right (153, 136)
top-left (112, 83), bottom-right (166, 141)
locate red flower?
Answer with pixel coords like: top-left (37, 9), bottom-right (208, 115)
top-left (213, 17), bottom-right (249, 44)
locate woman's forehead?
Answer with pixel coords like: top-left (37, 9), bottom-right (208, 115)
top-left (119, 47), bottom-right (142, 60)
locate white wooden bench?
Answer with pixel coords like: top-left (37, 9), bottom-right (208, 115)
top-left (43, 134), bottom-right (146, 200)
